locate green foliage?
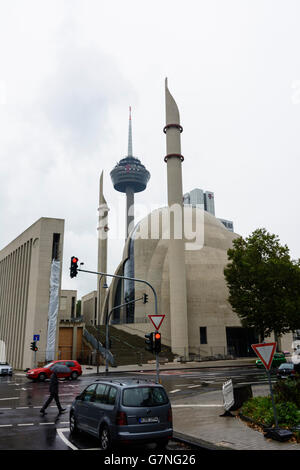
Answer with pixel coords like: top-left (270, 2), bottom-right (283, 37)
top-left (275, 402), bottom-right (300, 427)
top-left (241, 396), bottom-right (274, 426)
top-left (241, 395), bottom-right (300, 428)
top-left (224, 228), bottom-right (300, 339)
top-left (273, 377), bottom-right (300, 408)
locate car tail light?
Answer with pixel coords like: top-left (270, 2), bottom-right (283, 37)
top-left (116, 411), bottom-right (127, 426)
top-left (291, 370), bottom-right (296, 375)
top-left (168, 408), bottom-right (172, 424)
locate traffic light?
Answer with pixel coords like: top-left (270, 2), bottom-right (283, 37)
top-left (70, 256), bottom-right (79, 278)
top-left (154, 332), bottom-right (161, 353)
top-left (30, 341), bottom-right (38, 352)
top-left (143, 293), bottom-right (148, 304)
top-left (145, 332), bottom-right (154, 352)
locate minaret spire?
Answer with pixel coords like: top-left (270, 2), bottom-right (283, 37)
top-left (128, 106), bottom-right (133, 157)
top-left (164, 78), bottom-right (189, 357)
top-left (97, 170), bottom-right (109, 324)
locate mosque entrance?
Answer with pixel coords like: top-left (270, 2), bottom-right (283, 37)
top-left (226, 327), bottom-right (259, 357)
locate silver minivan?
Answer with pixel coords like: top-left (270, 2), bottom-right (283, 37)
top-left (69, 378), bottom-right (173, 450)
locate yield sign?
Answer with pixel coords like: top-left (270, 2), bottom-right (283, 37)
top-left (148, 315), bottom-right (165, 331)
top-left (251, 342), bottom-right (277, 370)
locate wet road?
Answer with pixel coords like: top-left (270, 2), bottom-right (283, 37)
top-left (0, 366), bottom-right (271, 450)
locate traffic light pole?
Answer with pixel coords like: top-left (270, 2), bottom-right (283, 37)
top-left (155, 337), bottom-right (160, 384)
top-left (77, 267), bottom-right (160, 382)
top-left (78, 267), bottom-right (158, 317)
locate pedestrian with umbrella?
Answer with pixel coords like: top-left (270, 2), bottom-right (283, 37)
top-left (40, 364), bottom-right (69, 415)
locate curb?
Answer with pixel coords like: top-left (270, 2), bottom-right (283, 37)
top-left (173, 431), bottom-right (231, 451)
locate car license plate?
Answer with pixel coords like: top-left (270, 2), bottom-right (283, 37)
top-left (139, 416), bottom-right (159, 424)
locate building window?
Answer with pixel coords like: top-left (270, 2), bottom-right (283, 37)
top-left (71, 297), bottom-right (75, 318)
top-left (200, 327), bottom-right (207, 344)
top-left (52, 233), bottom-right (60, 260)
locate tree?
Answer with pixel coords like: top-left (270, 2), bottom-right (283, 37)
top-left (224, 228), bottom-right (300, 341)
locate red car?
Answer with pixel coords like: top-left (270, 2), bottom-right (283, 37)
top-left (26, 360), bottom-right (82, 381)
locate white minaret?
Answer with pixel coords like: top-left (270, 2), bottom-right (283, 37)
top-left (164, 78), bottom-right (189, 357)
top-left (97, 171), bottom-right (109, 325)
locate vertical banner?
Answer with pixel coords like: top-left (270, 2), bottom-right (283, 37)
top-left (0, 340), bottom-right (6, 363)
top-left (45, 260), bottom-right (61, 362)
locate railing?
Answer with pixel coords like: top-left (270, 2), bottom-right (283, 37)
top-left (83, 327), bottom-right (115, 366)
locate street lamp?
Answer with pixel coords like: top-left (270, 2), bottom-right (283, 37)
top-left (96, 274), bottom-right (108, 374)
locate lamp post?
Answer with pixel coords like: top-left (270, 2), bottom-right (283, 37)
top-left (96, 274), bottom-right (108, 374)
top-left (75, 266), bottom-right (160, 379)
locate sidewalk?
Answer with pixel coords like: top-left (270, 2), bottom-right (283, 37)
top-left (16, 358), bottom-right (299, 450)
top-left (80, 359), bottom-right (300, 451)
top-left (78, 357), bottom-right (257, 375)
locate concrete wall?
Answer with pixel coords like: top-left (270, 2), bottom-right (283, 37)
top-left (59, 290), bottom-right (77, 321)
top-left (0, 217), bottom-right (64, 369)
top-left (81, 291), bottom-right (97, 326)
top-left (108, 207), bottom-right (294, 358)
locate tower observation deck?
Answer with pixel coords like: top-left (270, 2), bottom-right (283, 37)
top-left (110, 107), bottom-right (150, 237)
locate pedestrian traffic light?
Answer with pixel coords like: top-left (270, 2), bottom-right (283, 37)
top-left (70, 256), bottom-right (79, 278)
top-left (30, 341), bottom-right (38, 351)
top-left (145, 332), bottom-right (154, 352)
top-left (143, 293), bottom-right (148, 304)
top-left (154, 332), bottom-right (161, 353)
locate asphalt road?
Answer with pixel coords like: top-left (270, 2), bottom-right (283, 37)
top-left (0, 366), bottom-right (271, 451)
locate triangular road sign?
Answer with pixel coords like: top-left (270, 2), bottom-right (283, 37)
top-left (251, 342), bottom-right (277, 370)
top-left (148, 315), bottom-right (165, 331)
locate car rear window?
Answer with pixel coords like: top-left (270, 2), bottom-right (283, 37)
top-left (122, 387), bottom-right (169, 407)
top-left (279, 363), bottom-right (294, 369)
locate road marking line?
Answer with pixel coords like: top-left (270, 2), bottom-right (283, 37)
top-left (172, 404), bottom-right (223, 407)
top-left (57, 428), bottom-right (78, 450)
top-left (16, 407), bottom-right (29, 409)
top-left (0, 407), bottom-right (12, 410)
top-left (0, 424), bottom-right (12, 427)
top-left (187, 385), bottom-right (201, 388)
top-left (0, 397), bottom-right (19, 401)
top-left (39, 422), bottom-right (55, 425)
top-left (169, 389), bottom-right (181, 393)
top-left (17, 423), bottom-right (34, 426)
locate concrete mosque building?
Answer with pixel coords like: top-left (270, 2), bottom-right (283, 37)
top-left (0, 80), bottom-right (294, 369)
top-left (93, 79), bottom-right (294, 359)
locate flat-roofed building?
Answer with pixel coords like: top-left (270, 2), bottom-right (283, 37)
top-left (81, 291), bottom-right (97, 326)
top-left (59, 290), bottom-right (78, 322)
top-left (58, 289), bottom-right (84, 361)
top-left (0, 217), bottom-right (64, 369)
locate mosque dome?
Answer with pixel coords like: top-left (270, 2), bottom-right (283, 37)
top-left (105, 207), bottom-right (243, 355)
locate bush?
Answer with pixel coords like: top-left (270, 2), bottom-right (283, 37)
top-left (275, 402), bottom-right (300, 427)
top-left (273, 377), bottom-right (300, 408)
top-left (241, 396), bottom-right (274, 427)
top-left (241, 395), bottom-right (300, 428)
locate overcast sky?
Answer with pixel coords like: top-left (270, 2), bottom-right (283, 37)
top-left (1, 0), bottom-right (300, 299)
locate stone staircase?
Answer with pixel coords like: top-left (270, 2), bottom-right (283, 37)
top-left (84, 324), bottom-right (175, 366)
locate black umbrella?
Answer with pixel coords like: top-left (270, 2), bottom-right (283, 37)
top-left (51, 364), bottom-right (71, 374)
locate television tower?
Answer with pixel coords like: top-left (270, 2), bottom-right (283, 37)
top-left (110, 107), bottom-right (150, 238)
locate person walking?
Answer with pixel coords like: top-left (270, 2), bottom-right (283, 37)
top-left (40, 371), bottom-right (66, 415)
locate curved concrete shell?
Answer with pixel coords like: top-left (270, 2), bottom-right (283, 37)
top-left (104, 206), bottom-right (248, 357)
